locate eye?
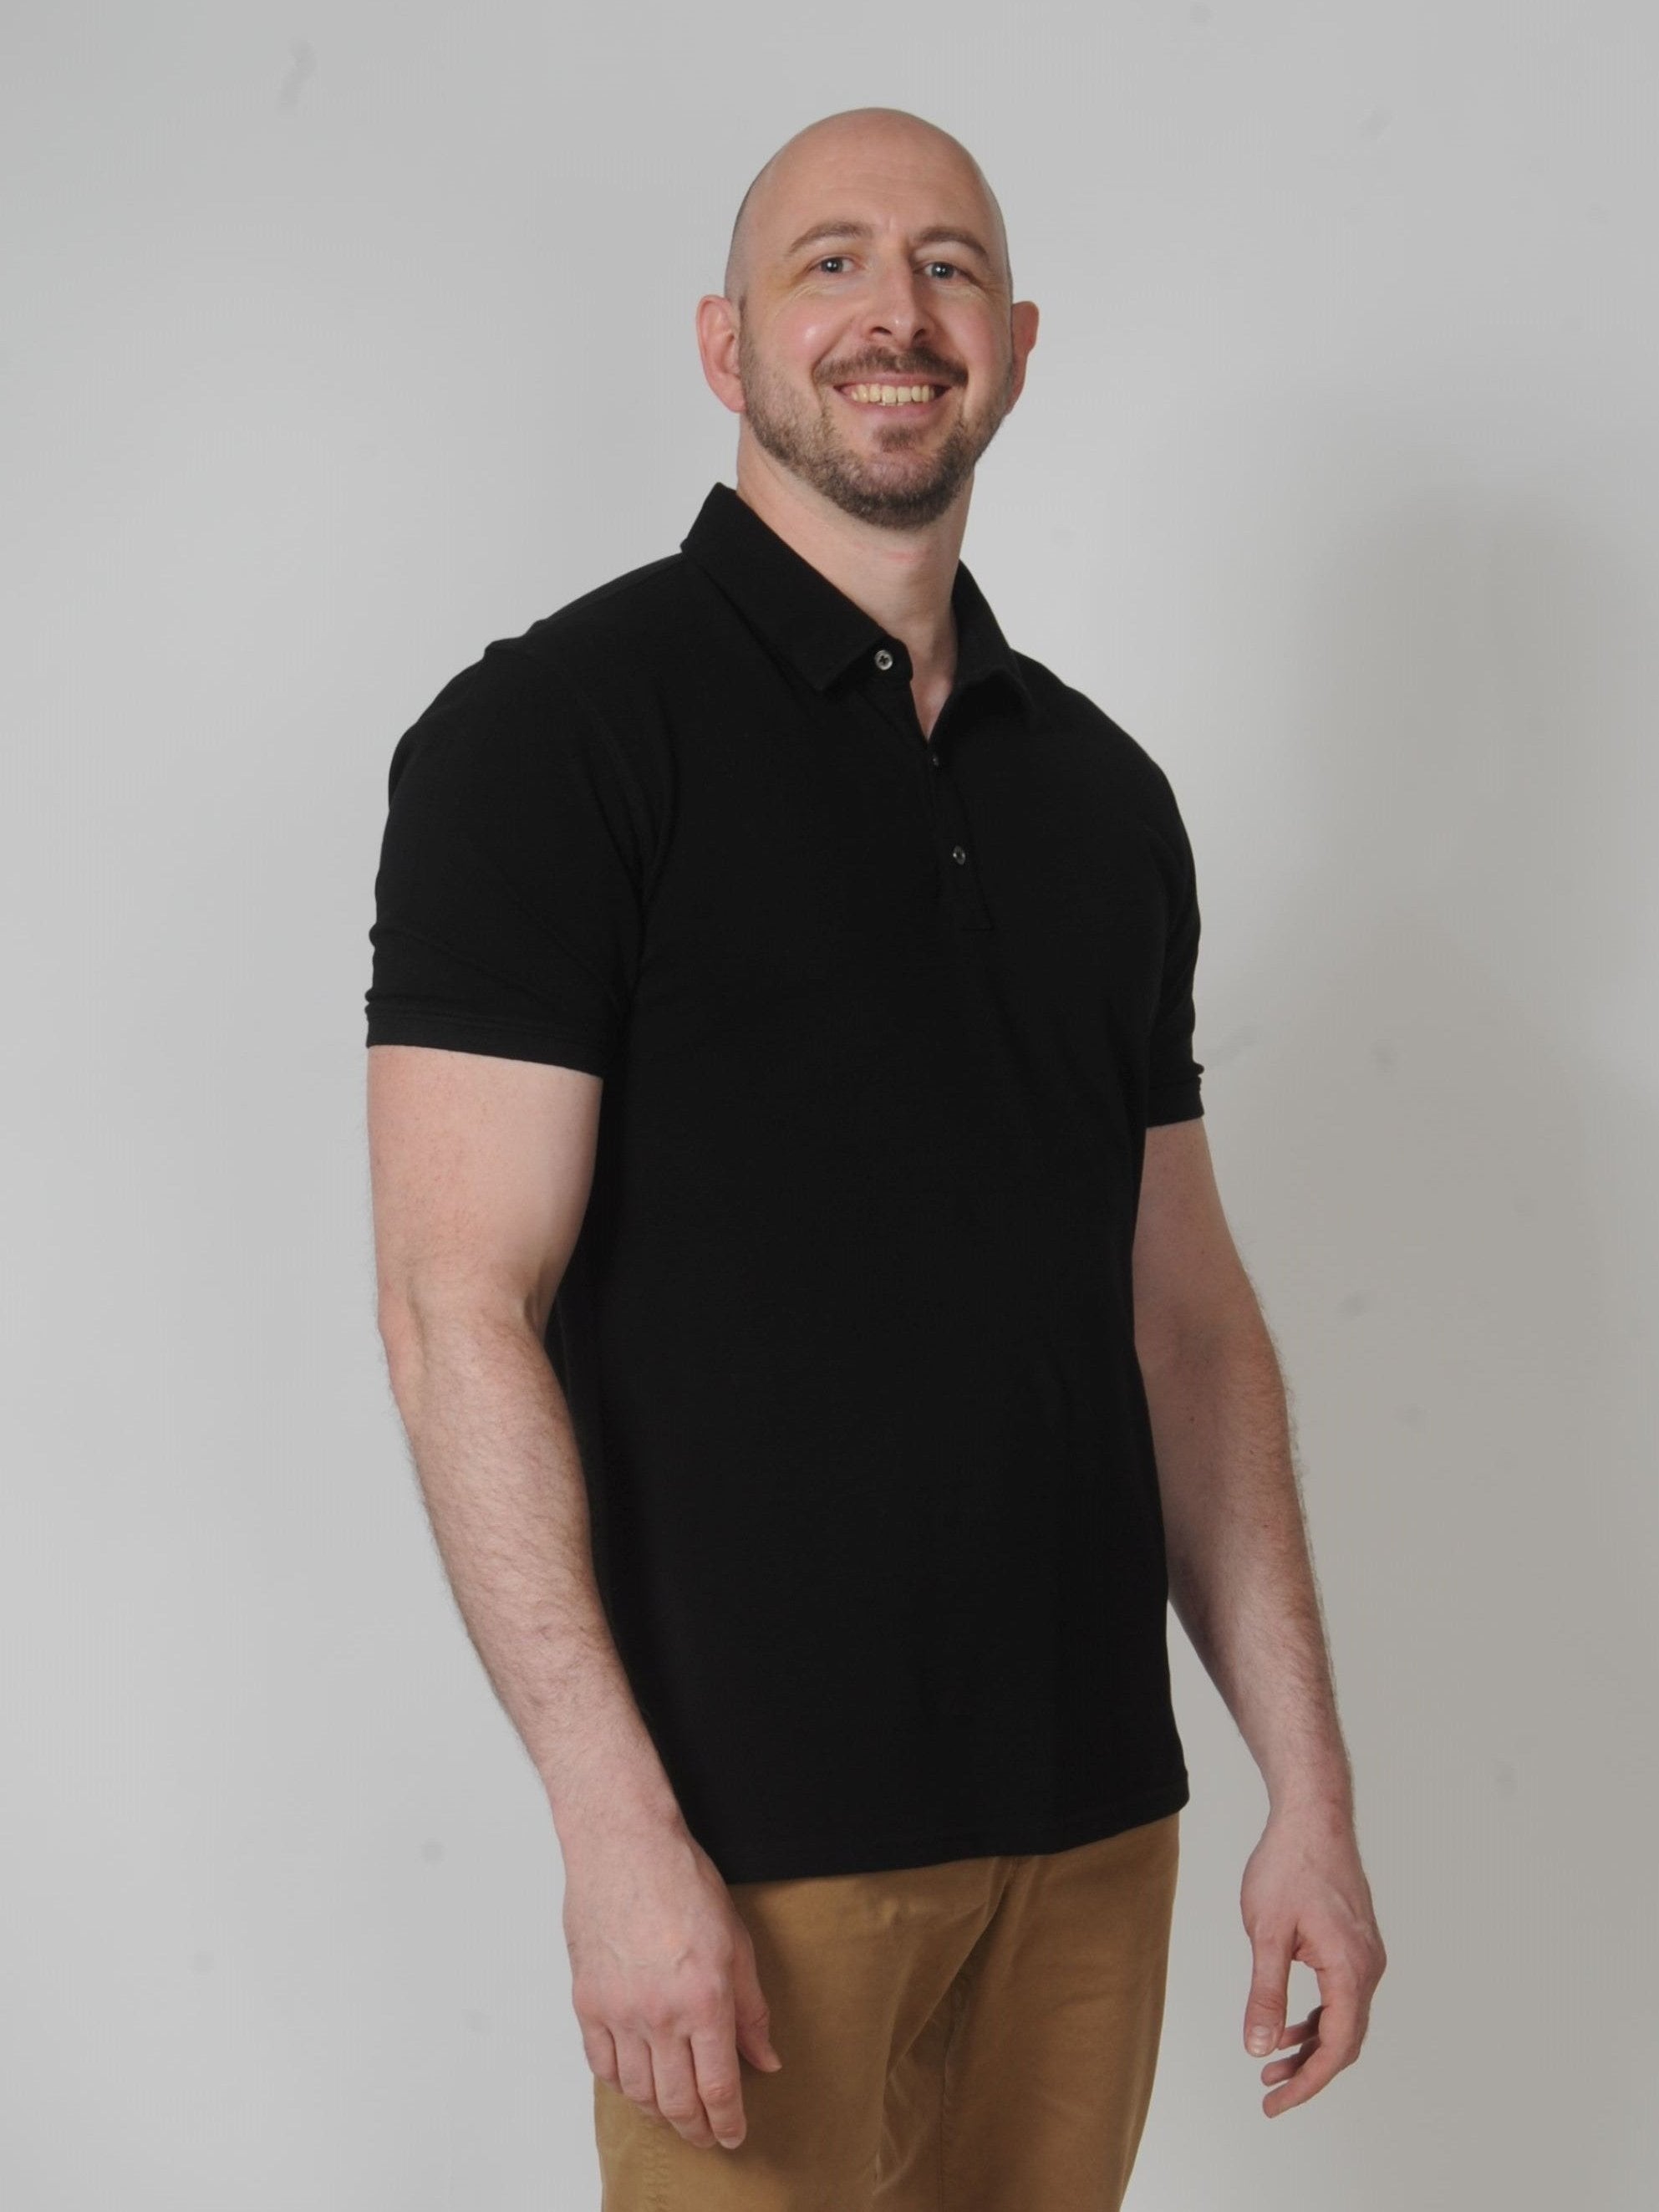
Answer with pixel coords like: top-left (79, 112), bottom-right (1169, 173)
top-left (811, 256), bottom-right (970, 280)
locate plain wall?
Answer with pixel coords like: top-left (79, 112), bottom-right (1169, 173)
top-left (4, 3), bottom-right (1655, 2205)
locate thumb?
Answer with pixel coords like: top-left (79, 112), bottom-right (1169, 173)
top-left (1244, 1932), bottom-right (1290, 2057)
top-left (731, 1938), bottom-right (784, 2072)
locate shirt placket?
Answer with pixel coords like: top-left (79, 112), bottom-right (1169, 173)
top-left (859, 641), bottom-right (994, 933)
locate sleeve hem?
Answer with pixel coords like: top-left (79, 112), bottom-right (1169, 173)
top-left (1145, 1085), bottom-right (1204, 1126)
top-left (364, 1008), bottom-right (611, 1076)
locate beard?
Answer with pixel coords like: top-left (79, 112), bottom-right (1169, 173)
top-left (735, 325), bottom-right (1015, 529)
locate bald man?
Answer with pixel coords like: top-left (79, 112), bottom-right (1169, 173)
top-left (365, 104), bottom-right (1385, 2210)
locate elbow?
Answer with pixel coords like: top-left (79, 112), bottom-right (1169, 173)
top-left (1137, 1283), bottom-right (1280, 1429)
top-left (1136, 1293), bottom-right (1264, 1382)
top-left (375, 1276), bottom-right (548, 1396)
top-left (375, 1292), bottom-right (425, 1408)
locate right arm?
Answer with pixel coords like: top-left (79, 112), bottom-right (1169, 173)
top-left (369, 1039), bottom-right (675, 1842)
top-left (367, 1040), bottom-right (783, 2150)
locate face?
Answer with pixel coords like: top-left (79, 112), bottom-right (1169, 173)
top-left (720, 134), bottom-right (1034, 529)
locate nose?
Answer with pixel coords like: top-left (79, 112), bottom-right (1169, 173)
top-left (860, 257), bottom-right (935, 352)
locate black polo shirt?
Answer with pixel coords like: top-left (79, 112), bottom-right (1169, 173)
top-left (365, 480), bottom-right (1205, 1883)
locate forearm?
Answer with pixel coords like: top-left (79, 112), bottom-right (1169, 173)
top-left (1138, 1307), bottom-right (1354, 1821)
top-left (380, 1302), bottom-right (684, 1856)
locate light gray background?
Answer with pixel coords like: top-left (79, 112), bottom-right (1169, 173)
top-left (5, 4), bottom-right (1655, 2206)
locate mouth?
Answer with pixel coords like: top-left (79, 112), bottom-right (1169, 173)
top-left (832, 380), bottom-right (954, 417)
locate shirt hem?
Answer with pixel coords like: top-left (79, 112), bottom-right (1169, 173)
top-left (709, 1771), bottom-right (1192, 1886)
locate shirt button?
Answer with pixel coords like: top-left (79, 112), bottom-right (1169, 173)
top-left (873, 647), bottom-right (894, 670)
top-left (929, 748), bottom-right (942, 767)
top-left (950, 844), bottom-right (967, 864)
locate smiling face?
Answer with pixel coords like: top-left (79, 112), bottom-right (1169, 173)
top-left (703, 113), bottom-right (1038, 531)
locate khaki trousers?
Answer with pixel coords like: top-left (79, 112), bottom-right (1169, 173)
top-left (593, 1809), bottom-right (1180, 2210)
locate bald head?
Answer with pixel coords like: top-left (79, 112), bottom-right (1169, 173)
top-left (722, 106), bottom-right (1013, 312)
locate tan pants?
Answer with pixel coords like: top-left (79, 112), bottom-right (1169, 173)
top-left (593, 1810), bottom-right (1181, 2210)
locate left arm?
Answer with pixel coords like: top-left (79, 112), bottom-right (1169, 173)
top-left (1133, 1115), bottom-right (1387, 2117)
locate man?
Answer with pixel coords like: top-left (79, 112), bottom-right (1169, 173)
top-left (364, 104), bottom-right (1385, 2209)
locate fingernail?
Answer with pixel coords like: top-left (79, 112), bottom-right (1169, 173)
top-left (1248, 2026), bottom-right (1273, 2054)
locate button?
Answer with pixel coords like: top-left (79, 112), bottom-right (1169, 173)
top-left (929, 748), bottom-right (942, 767)
top-left (950, 844), bottom-right (967, 864)
top-left (873, 647), bottom-right (894, 670)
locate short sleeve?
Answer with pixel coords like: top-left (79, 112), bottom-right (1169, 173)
top-left (1145, 779), bottom-right (1206, 1125)
top-left (364, 644), bottom-right (649, 1078)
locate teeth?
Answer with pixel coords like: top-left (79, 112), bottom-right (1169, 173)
top-left (842, 382), bottom-right (941, 405)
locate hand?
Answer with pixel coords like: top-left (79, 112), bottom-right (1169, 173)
top-left (562, 1812), bottom-right (783, 2152)
top-left (1239, 1801), bottom-right (1387, 2117)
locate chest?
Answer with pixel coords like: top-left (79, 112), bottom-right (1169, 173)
top-left (633, 691), bottom-right (1173, 1056)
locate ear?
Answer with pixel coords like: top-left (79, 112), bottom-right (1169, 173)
top-left (695, 294), bottom-right (746, 416)
top-left (1005, 298), bottom-right (1040, 410)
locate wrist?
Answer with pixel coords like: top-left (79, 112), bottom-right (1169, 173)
top-left (548, 1772), bottom-right (686, 1858)
top-left (1267, 1778), bottom-right (1355, 1827)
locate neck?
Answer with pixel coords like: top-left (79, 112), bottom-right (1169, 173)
top-left (733, 446), bottom-right (969, 696)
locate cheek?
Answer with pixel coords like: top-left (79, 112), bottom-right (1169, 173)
top-left (776, 303), bottom-right (856, 377)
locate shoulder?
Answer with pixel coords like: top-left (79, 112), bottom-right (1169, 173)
top-left (388, 552), bottom-right (703, 808)
top-left (1012, 650), bottom-right (1193, 846)
top-left (490, 550), bottom-right (710, 701)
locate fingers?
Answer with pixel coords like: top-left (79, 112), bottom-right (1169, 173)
top-left (651, 2032), bottom-right (723, 2149)
top-left (581, 2020), bottom-right (621, 2088)
top-left (1244, 1937), bottom-right (1292, 2057)
top-left (613, 2012), bottom-right (751, 2153)
top-left (689, 2021), bottom-right (748, 2149)
top-left (1261, 1975), bottom-right (1362, 2117)
top-left (613, 2028), bottom-right (662, 2121)
top-left (731, 1928), bottom-right (785, 2076)
top-left (1258, 2003), bottom-right (1321, 2084)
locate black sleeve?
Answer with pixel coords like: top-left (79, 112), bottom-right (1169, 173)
top-left (1145, 778), bottom-right (1206, 1126)
top-left (364, 644), bottom-right (650, 1078)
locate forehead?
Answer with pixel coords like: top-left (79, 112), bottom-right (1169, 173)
top-left (759, 136), bottom-right (995, 262)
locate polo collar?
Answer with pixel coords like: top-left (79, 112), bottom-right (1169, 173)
top-left (680, 481), bottom-right (1037, 720)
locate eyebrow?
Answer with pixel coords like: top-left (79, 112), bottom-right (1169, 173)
top-left (783, 219), bottom-right (995, 267)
